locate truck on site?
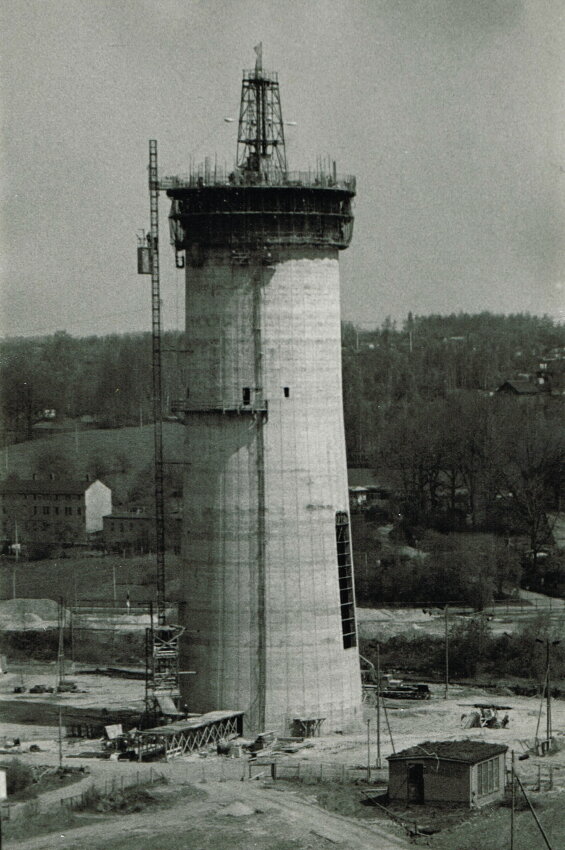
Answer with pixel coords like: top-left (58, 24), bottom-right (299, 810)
top-left (360, 656), bottom-right (431, 701)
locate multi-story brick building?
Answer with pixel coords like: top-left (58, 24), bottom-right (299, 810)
top-left (102, 510), bottom-right (181, 554)
top-left (0, 477), bottom-right (112, 551)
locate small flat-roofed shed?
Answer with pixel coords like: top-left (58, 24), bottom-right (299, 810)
top-left (136, 710), bottom-right (244, 761)
top-left (387, 740), bottom-right (508, 808)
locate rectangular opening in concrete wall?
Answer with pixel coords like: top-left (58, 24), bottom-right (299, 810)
top-left (242, 387), bottom-right (251, 405)
top-left (284, 387), bottom-right (290, 397)
top-left (335, 511), bottom-right (357, 649)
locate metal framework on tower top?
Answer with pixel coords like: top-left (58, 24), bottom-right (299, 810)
top-left (237, 44), bottom-right (286, 178)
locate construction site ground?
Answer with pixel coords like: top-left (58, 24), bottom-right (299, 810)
top-left (1, 665), bottom-right (564, 849)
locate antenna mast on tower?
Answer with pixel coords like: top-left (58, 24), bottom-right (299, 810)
top-left (237, 43), bottom-right (287, 178)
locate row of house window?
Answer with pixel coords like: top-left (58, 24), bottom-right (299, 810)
top-left (37, 506), bottom-right (81, 516)
top-left (109, 522), bottom-right (139, 532)
top-left (2, 520), bottom-right (78, 532)
top-left (3, 506), bottom-right (81, 515)
top-left (0, 494), bottom-right (81, 501)
top-left (477, 758), bottom-right (500, 796)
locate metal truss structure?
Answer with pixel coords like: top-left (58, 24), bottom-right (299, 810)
top-left (136, 710), bottom-right (244, 761)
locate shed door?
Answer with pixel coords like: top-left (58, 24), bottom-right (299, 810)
top-left (407, 763), bottom-right (424, 803)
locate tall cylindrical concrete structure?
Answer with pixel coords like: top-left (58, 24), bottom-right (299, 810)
top-left (168, 61), bottom-right (362, 733)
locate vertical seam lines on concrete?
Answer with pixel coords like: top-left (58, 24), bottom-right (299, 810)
top-left (300, 259), bottom-right (322, 716)
top-left (288, 256), bottom-right (307, 718)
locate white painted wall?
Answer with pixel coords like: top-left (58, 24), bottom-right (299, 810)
top-left (85, 480), bottom-right (112, 532)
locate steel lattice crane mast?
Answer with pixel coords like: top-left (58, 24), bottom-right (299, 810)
top-left (137, 140), bottom-right (184, 717)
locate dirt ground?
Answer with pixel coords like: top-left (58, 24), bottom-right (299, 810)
top-left (1, 663), bottom-right (564, 849)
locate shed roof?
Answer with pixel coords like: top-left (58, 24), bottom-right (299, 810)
top-left (496, 380), bottom-right (539, 395)
top-left (388, 740), bottom-right (507, 764)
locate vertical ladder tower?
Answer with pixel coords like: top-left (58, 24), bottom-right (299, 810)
top-left (168, 49), bottom-right (361, 732)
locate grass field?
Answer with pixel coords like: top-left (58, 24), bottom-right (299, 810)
top-left (0, 552), bottom-right (182, 606)
top-left (3, 423), bottom-right (185, 503)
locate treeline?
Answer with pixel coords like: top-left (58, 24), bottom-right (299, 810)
top-left (342, 311), bottom-right (563, 426)
top-left (0, 330), bottom-right (185, 438)
top-left (1, 313), bottom-right (563, 442)
top-left (342, 313), bottom-right (565, 604)
top-left (362, 614), bottom-right (565, 686)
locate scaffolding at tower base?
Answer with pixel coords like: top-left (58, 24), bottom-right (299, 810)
top-left (133, 710), bottom-right (244, 761)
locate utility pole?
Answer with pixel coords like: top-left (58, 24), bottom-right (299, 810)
top-left (366, 719), bottom-right (371, 783)
top-left (536, 637), bottom-right (561, 745)
top-left (376, 641), bottom-right (382, 769)
top-left (58, 708), bottom-right (63, 769)
top-left (444, 604), bottom-right (449, 700)
top-left (57, 597), bottom-right (65, 689)
top-left (510, 750), bottom-right (515, 850)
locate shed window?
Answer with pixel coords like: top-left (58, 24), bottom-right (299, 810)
top-left (335, 511), bottom-right (357, 649)
top-left (477, 757), bottom-right (500, 796)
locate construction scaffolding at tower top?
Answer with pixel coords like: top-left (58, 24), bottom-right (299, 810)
top-left (163, 45), bottom-right (355, 255)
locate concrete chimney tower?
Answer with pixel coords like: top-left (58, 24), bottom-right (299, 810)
top-left (168, 50), bottom-right (361, 733)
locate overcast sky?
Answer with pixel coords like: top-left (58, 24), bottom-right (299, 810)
top-left (1, 0), bottom-right (563, 337)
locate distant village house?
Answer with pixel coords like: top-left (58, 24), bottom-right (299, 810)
top-left (0, 477), bottom-right (111, 552)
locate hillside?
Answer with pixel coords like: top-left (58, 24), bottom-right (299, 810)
top-left (2, 423), bottom-right (185, 505)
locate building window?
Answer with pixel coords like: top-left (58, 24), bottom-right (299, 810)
top-left (66, 495), bottom-right (71, 501)
top-left (477, 758), bottom-right (500, 796)
top-left (54, 507), bottom-right (59, 515)
top-left (242, 387), bottom-right (251, 406)
top-left (335, 511), bottom-right (357, 649)
top-left (65, 507), bottom-right (72, 516)
top-left (33, 506), bottom-right (38, 515)
top-left (43, 506), bottom-right (50, 515)
top-left (77, 507), bottom-right (82, 515)
top-left (110, 523), bottom-right (115, 531)
top-left (284, 387), bottom-right (290, 398)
